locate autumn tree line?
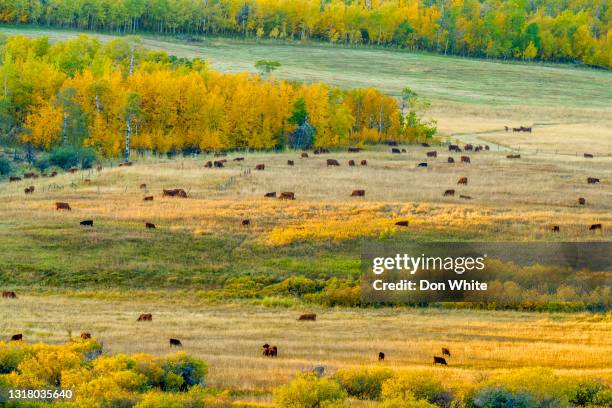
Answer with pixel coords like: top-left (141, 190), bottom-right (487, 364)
top-left (0, 35), bottom-right (435, 158)
top-left (0, 0), bottom-right (609, 68)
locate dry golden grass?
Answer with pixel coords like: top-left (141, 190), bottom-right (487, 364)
top-left (1, 295), bottom-right (610, 395)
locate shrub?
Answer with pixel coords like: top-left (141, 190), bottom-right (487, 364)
top-left (334, 367), bottom-right (395, 400)
top-left (161, 352), bottom-right (208, 392)
top-left (273, 374), bottom-right (347, 408)
top-left (379, 397), bottom-right (437, 408)
top-left (0, 157), bottom-right (11, 176)
top-left (568, 378), bottom-right (611, 407)
top-left (468, 387), bottom-right (532, 408)
top-left (381, 371), bottom-right (453, 407)
top-left (49, 146), bottom-right (97, 170)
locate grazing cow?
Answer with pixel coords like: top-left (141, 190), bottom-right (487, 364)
top-left (119, 162), bottom-right (133, 167)
top-left (459, 195), bottom-right (472, 200)
top-left (24, 186), bottom-right (34, 194)
top-left (351, 189), bottom-right (365, 197)
top-left (484, 145), bottom-right (490, 151)
top-left (457, 177), bottom-right (468, 185)
top-left (395, 221), bottom-right (409, 227)
top-left (417, 162), bottom-right (428, 168)
top-left (280, 192), bottom-right (295, 200)
top-left (81, 332), bottom-right (92, 340)
top-left (262, 343), bottom-right (270, 352)
top-left (204, 161), bottom-right (213, 168)
top-left (378, 352), bottom-right (385, 361)
top-left (426, 151), bottom-right (437, 158)
top-left (590, 224), bottom-right (602, 231)
top-left (475, 145), bottom-right (483, 152)
top-left (387, 141), bottom-right (398, 146)
top-left (391, 148), bottom-right (401, 154)
top-left (163, 189), bottom-right (188, 198)
top-left (442, 348), bottom-right (451, 357)
top-left (9, 176), bottom-right (21, 182)
top-left (287, 160), bottom-right (295, 166)
top-left (401, 148), bottom-right (407, 153)
top-left (507, 154), bottom-right (521, 159)
top-left (213, 161), bottom-right (224, 168)
top-left (2, 291), bottom-right (17, 299)
top-left (584, 153), bottom-right (594, 158)
top-left (269, 346), bottom-right (278, 357)
top-left (552, 226), bottom-right (560, 232)
top-left (360, 160), bottom-right (368, 166)
top-left (298, 314), bottom-right (317, 321)
top-left (587, 177), bottom-right (600, 184)
top-left (84, 179), bottom-right (91, 184)
top-left (50, 171), bottom-right (58, 177)
top-left (265, 192), bottom-right (277, 198)
top-left (56, 202), bottom-right (71, 211)
top-left (10, 334), bottom-right (23, 342)
top-left (301, 152), bottom-right (309, 158)
top-left (24, 172), bottom-right (38, 179)
top-left (326, 159), bottom-right (340, 166)
top-left (464, 144), bottom-right (473, 151)
top-left (504, 126), bottom-right (509, 132)
top-left (145, 223), bottom-right (156, 229)
top-left (348, 160), bottom-right (356, 166)
top-left (449, 144), bottom-right (461, 152)
top-left (433, 356), bottom-right (448, 366)
top-left (421, 143), bottom-right (430, 147)
top-left (68, 167), bottom-right (78, 173)
top-left (170, 338), bottom-right (182, 347)
top-left (578, 197), bottom-right (586, 205)
top-left (314, 148), bottom-right (329, 154)
top-left (242, 219), bottom-right (251, 227)
top-left (348, 147), bottom-right (361, 153)
top-left (255, 164), bottom-right (265, 170)
top-left (137, 313), bottom-right (153, 322)
top-left (461, 156), bottom-right (471, 163)
top-left (444, 189), bottom-right (455, 197)
top-left (140, 183), bottom-right (147, 189)
top-left (233, 157), bottom-right (245, 161)
top-left (447, 157), bottom-right (455, 163)
top-left (144, 196), bottom-right (154, 201)
top-left (80, 220), bottom-right (94, 227)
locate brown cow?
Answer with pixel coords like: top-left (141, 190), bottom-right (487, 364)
top-left (213, 161), bottom-right (224, 168)
top-left (81, 332), bottom-right (92, 340)
top-left (587, 177), bottom-right (600, 184)
top-left (50, 171), bottom-right (57, 177)
top-left (118, 161), bottom-right (133, 167)
top-left (298, 314), bottom-right (317, 321)
top-left (2, 291), bottom-right (17, 299)
top-left (280, 192), bottom-right (295, 200)
top-left (378, 352), bottom-right (385, 361)
top-left (589, 224), bottom-right (602, 231)
top-left (10, 334), bottom-right (23, 342)
top-left (269, 346), bottom-right (278, 357)
top-left (140, 183), bottom-right (147, 189)
top-left (170, 338), bottom-right (182, 347)
top-left (144, 196), bottom-right (154, 201)
top-left (552, 226), bottom-right (560, 232)
top-left (9, 176), bottom-right (21, 182)
top-left (442, 348), bottom-right (451, 357)
top-left (265, 192), bottom-right (277, 198)
top-left (427, 151), bottom-right (437, 158)
top-left (314, 148), bottom-right (329, 154)
top-left (464, 144), bottom-right (473, 151)
top-left (348, 160), bottom-right (356, 166)
top-left (459, 195), bottom-right (472, 200)
top-left (360, 160), bottom-right (368, 166)
top-left (233, 157), bottom-right (245, 161)
top-left (507, 154), bottom-right (521, 159)
top-left (145, 222), bottom-right (156, 229)
top-left (163, 189), bottom-right (188, 198)
top-left (391, 148), bottom-right (401, 154)
top-left (584, 153), bottom-right (594, 158)
top-left (461, 156), bottom-right (471, 163)
top-left (348, 147), bottom-right (361, 153)
top-left (395, 221), bottom-right (409, 227)
top-left (351, 189), bottom-right (365, 197)
top-left (401, 148), bottom-right (407, 153)
top-left (449, 144), bottom-right (461, 152)
top-left (447, 157), bottom-right (455, 163)
top-left (433, 356), bottom-right (447, 365)
top-left (84, 179), bottom-right (91, 184)
top-left (444, 189), bottom-right (455, 197)
top-left (255, 164), bottom-right (265, 170)
top-left (578, 197), bottom-right (586, 205)
top-left (68, 167), bottom-right (78, 173)
top-left (24, 172), bottom-right (39, 179)
top-left (24, 186), bottom-right (35, 194)
top-left (457, 177), bottom-right (468, 185)
top-left (137, 313), bottom-right (153, 322)
top-left (56, 202), bottom-right (71, 211)
top-left (242, 219), bottom-right (251, 227)
top-left (287, 160), bottom-right (295, 166)
top-left (484, 145), bottom-right (490, 151)
top-left (326, 159), bottom-right (340, 166)
top-left (301, 152), bottom-right (309, 158)
top-left (204, 161), bottom-right (213, 168)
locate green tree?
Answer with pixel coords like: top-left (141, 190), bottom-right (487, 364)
top-left (255, 60), bottom-right (281, 77)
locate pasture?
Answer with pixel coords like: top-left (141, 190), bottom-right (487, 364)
top-left (1, 26), bottom-right (611, 154)
top-left (1, 294), bottom-right (611, 402)
top-left (0, 146), bottom-right (610, 288)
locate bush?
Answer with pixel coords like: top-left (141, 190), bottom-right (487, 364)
top-left (381, 371), bottom-right (453, 407)
top-left (0, 157), bottom-right (11, 176)
top-left (49, 146), bottom-right (97, 170)
top-left (468, 387), bottom-right (532, 408)
top-left (379, 397), bottom-right (437, 408)
top-left (334, 367), bottom-right (395, 400)
top-left (273, 374), bottom-right (347, 408)
top-left (161, 352), bottom-right (208, 392)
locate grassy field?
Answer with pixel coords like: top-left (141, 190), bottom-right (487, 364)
top-left (1, 25), bottom-right (611, 154)
top-left (0, 147), bottom-right (609, 288)
top-left (1, 294), bottom-right (610, 401)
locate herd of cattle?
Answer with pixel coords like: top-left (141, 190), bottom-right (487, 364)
top-left (0, 298), bottom-right (454, 367)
